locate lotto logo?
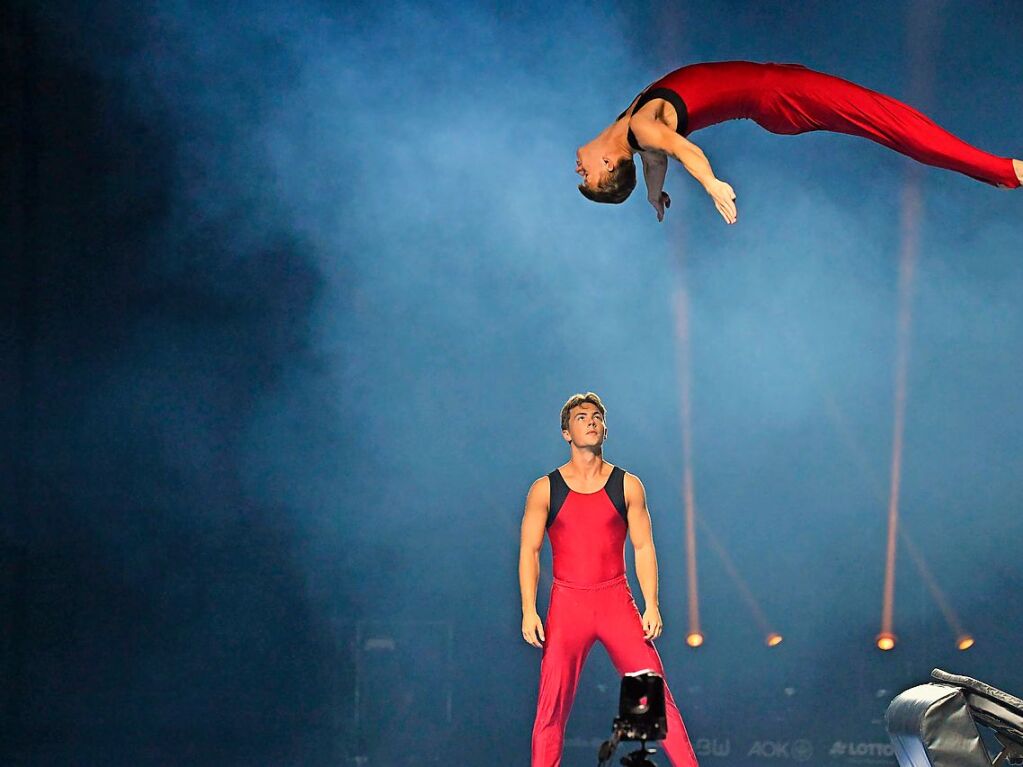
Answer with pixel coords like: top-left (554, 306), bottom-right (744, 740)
top-left (830, 741), bottom-right (896, 759)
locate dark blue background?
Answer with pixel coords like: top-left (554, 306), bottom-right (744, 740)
top-left (2, 1), bottom-right (1021, 764)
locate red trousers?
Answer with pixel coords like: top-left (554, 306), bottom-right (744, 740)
top-left (651, 62), bottom-right (1020, 188)
top-left (750, 64), bottom-right (1019, 188)
top-left (531, 575), bottom-right (699, 767)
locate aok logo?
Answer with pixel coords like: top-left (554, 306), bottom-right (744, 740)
top-left (791, 740), bottom-right (814, 762)
top-left (830, 742), bottom-right (896, 758)
top-left (749, 740), bottom-right (813, 760)
top-left (695, 738), bottom-right (731, 757)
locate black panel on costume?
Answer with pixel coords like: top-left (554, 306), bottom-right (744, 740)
top-left (605, 466), bottom-right (629, 524)
top-left (546, 469), bottom-right (570, 529)
top-left (626, 87), bottom-right (689, 151)
top-left (547, 466), bottom-right (629, 528)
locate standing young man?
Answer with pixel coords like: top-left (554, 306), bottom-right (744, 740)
top-left (519, 392), bottom-right (699, 767)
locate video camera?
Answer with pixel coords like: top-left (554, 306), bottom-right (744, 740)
top-left (598, 670), bottom-right (667, 767)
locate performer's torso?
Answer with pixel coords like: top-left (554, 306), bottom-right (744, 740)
top-left (546, 465), bottom-right (628, 586)
top-left (644, 60), bottom-right (810, 134)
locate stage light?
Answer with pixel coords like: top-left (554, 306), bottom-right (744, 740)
top-left (699, 517), bottom-right (777, 649)
top-left (876, 632), bottom-right (896, 651)
top-left (879, 175), bottom-right (922, 658)
top-left (674, 286), bottom-right (703, 655)
top-left (956, 635), bottom-right (974, 651)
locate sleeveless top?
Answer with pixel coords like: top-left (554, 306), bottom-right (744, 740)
top-left (622, 61), bottom-right (785, 150)
top-left (546, 465), bottom-right (628, 586)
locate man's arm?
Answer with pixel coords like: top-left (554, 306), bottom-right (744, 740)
top-left (625, 472), bottom-right (663, 641)
top-left (519, 477), bottom-right (549, 648)
top-left (629, 116), bottom-right (738, 225)
top-left (640, 151), bottom-right (671, 222)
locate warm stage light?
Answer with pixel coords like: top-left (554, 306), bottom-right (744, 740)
top-left (674, 287), bottom-right (703, 656)
top-left (878, 174), bottom-right (922, 659)
top-left (957, 635), bottom-right (974, 651)
top-left (766, 633), bottom-right (783, 647)
top-left (876, 632), bottom-right (897, 651)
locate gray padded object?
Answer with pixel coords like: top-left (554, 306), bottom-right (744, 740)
top-left (886, 683), bottom-right (992, 767)
top-left (930, 669), bottom-right (1023, 751)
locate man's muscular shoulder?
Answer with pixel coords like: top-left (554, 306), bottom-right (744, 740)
top-left (623, 471), bottom-right (647, 508)
top-left (526, 475), bottom-right (551, 509)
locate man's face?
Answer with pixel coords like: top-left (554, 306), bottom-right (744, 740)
top-left (563, 403), bottom-right (607, 447)
top-left (576, 147), bottom-right (609, 190)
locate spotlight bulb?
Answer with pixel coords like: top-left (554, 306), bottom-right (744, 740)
top-left (686, 632), bottom-right (704, 648)
top-left (876, 633), bottom-right (896, 651)
top-left (766, 633), bottom-right (783, 647)
top-left (957, 635), bottom-right (974, 651)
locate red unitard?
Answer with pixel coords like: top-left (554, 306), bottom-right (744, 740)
top-left (531, 466), bottom-right (699, 767)
top-left (627, 61), bottom-right (1018, 188)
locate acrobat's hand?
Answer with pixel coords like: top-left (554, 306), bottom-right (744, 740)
top-left (705, 179), bottom-right (738, 225)
top-left (642, 606), bottom-right (663, 641)
top-left (522, 611), bottom-right (546, 648)
top-left (648, 191), bottom-right (671, 222)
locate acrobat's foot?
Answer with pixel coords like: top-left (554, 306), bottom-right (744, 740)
top-left (1013, 159), bottom-right (1023, 186)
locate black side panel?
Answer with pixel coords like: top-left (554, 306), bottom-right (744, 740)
top-left (546, 470), bottom-right (569, 529)
top-left (606, 466), bottom-right (628, 525)
top-left (627, 87), bottom-right (689, 150)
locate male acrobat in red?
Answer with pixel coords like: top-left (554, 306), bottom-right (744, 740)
top-left (519, 392), bottom-right (699, 767)
top-left (575, 61), bottom-right (1023, 223)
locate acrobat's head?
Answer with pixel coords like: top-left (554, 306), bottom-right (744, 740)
top-left (560, 392), bottom-right (608, 450)
top-left (576, 146), bottom-right (636, 204)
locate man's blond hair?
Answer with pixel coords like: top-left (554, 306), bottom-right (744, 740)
top-left (560, 392), bottom-right (606, 432)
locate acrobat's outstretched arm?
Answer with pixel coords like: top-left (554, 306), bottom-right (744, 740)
top-left (631, 117), bottom-right (738, 224)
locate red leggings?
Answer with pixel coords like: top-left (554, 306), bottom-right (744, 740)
top-left (531, 575), bottom-right (698, 767)
top-left (751, 64), bottom-right (1019, 187)
top-left (650, 62), bottom-right (1019, 188)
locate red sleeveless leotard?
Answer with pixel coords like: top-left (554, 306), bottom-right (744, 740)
top-left (531, 465), bottom-right (699, 767)
top-left (546, 467), bottom-right (627, 586)
top-left (628, 61), bottom-right (1018, 188)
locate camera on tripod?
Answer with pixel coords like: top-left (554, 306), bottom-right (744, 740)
top-left (598, 670), bottom-right (667, 767)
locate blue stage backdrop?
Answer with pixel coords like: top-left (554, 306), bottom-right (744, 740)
top-left (2, 1), bottom-right (1022, 765)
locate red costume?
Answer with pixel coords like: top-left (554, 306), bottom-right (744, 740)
top-left (627, 61), bottom-right (1019, 188)
top-left (531, 466), bottom-right (698, 767)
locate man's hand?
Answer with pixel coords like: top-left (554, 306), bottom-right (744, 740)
top-left (648, 191), bottom-right (671, 222)
top-left (522, 611), bottom-right (546, 648)
top-left (642, 606), bottom-right (663, 641)
top-left (705, 179), bottom-right (737, 224)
